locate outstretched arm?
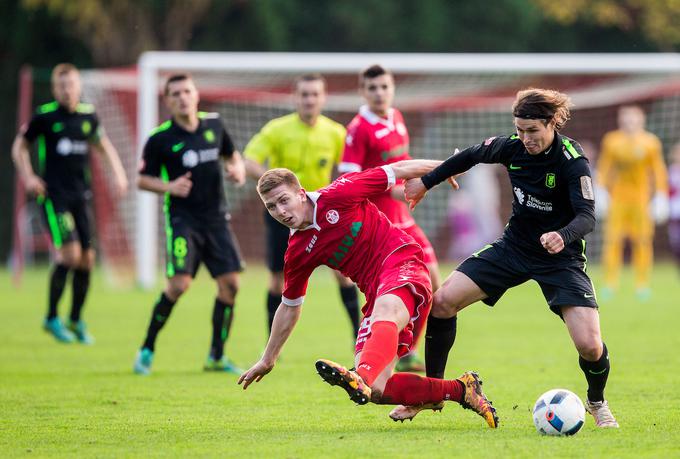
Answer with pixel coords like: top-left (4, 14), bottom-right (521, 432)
top-left (388, 159), bottom-right (444, 180)
top-left (238, 304), bottom-right (302, 389)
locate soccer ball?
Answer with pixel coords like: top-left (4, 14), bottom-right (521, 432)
top-left (532, 389), bottom-right (585, 436)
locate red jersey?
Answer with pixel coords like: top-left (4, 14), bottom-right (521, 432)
top-left (281, 166), bottom-right (419, 307)
top-left (339, 105), bottom-right (414, 229)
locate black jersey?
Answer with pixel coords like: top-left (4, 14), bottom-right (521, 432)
top-left (23, 101), bottom-right (101, 199)
top-left (422, 133), bottom-right (596, 260)
top-left (139, 112), bottom-right (236, 224)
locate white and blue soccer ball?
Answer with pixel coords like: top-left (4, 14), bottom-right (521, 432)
top-left (533, 389), bottom-right (586, 436)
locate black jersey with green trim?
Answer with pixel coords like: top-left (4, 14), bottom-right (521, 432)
top-left (422, 133), bottom-right (596, 260)
top-left (22, 101), bottom-right (101, 199)
top-left (139, 112), bottom-right (235, 223)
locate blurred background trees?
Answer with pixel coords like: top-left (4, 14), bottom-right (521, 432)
top-left (2, 0), bottom-right (680, 259)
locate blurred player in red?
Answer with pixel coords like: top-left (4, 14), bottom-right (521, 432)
top-left (238, 160), bottom-right (498, 428)
top-left (339, 65), bottom-right (439, 373)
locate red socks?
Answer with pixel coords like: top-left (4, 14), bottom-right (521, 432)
top-left (357, 321), bottom-right (399, 386)
top-left (381, 373), bottom-right (464, 405)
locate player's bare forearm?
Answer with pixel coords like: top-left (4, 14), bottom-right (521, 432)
top-left (389, 159), bottom-right (443, 180)
top-left (137, 174), bottom-right (170, 194)
top-left (245, 158), bottom-right (266, 180)
top-left (94, 136), bottom-right (128, 194)
top-left (262, 304), bottom-right (302, 366)
top-left (239, 304), bottom-right (301, 390)
top-left (11, 135), bottom-right (34, 180)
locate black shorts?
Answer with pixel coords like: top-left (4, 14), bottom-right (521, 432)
top-left (265, 210), bottom-right (290, 273)
top-left (165, 214), bottom-right (244, 279)
top-left (40, 195), bottom-right (93, 250)
top-left (456, 238), bottom-right (598, 317)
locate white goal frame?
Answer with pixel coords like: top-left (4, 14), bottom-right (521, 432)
top-left (136, 51), bottom-right (680, 288)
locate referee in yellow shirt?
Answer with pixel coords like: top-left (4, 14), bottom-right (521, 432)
top-left (244, 74), bottom-right (360, 337)
top-left (597, 105), bottom-right (669, 300)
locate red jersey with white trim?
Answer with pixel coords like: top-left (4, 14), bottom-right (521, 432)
top-left (281, 166), bottom-right (418, 306)
top-left (340, 105), bottom-right (415, 228)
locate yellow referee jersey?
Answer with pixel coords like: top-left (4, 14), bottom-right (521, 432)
top-left (597, 129), bottom-right (668, 204)
top-left (244, 113), bottom-right (345, 191)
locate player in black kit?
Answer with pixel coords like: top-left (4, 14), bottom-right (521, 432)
top-left (11, 63), bottom-right (128, 344)
top-left (400, 88), bottom-right (618, 428)
top-left (133, 74), bottom-right (246, 375)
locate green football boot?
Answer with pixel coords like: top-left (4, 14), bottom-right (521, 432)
top-left (67, 320), bottom-right (95, 345)
top-left (204, 356), bottom-right (244, 375)
top-left (43, 317), bottom-right (76, 343)
top-left (133, 348), bottom-right (154, 375)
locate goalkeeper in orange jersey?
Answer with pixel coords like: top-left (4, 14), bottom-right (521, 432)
top-left (596, 105), bottom-right (669, 300)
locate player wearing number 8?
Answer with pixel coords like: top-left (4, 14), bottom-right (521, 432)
top-left (133, 74), bottom-right (247, 375)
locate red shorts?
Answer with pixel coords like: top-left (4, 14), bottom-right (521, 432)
top-left (355, 244), bottom-right (433, 357)
top-left (403, 223), bottom-right (438, 265)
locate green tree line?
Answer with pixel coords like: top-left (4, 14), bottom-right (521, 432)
top-left (2, 0), bottom-right (679, 259)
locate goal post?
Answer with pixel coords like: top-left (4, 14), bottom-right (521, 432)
top-left (132, 52), bottom-right (680, 289)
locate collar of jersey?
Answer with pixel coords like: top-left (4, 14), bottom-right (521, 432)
top-left (290, 191), bottom-right (321, 234)
top-left (359, 105), bottom-right (395, 129)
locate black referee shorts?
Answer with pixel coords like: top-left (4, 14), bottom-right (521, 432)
top-left (165, 214), bottom-right (244, 279)
top-left (264, 210), bottom-right (290, 273)
top-left (456, 238), bottom-right (598, 317)
top-left (40, 194), bottom-right (93, 250)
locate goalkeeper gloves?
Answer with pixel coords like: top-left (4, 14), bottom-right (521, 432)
top-left (650, 192), bottom-right (670, 224)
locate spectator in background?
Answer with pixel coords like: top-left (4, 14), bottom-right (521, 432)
top-left (668, 142), bottom-right (680, 271)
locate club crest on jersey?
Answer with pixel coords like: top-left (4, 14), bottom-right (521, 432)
top-left (545, 173), bottom-right (556, 188)
top-left (396, 122), bottom-right (407, 136)
top-left (326, 210), bottom-right (340, 224)
top-left (203, 129), bottom-right (215, 143)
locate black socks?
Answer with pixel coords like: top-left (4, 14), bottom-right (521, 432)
top-left (424, 315), bottom-right (458, 379)
top-left (142, 293), bottom-right (176, 351)
top-left (266, 291), bottom-right (280, 333)
top-left (70, 269), bottom-right (91, 322)
top-left (579, 342), bottom-right (610, 402)
top-left (339, 285), bottom-right (360, 338)
top-left (211, 299), bottom-right (234, 360)
top-left (47, 264), bottom-right (70, 320)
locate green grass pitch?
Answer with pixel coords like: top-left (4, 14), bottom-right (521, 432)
top-left (1, 264), bottom-right (679, 457)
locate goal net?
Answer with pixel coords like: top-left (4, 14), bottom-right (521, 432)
top-left (13, 53), bottom-right (680, 288)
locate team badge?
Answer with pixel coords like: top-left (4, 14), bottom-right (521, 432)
top-left (203, 129), bottom-right (215, 143)
top-left (545, 173), bottom-right (556, 188)
top-left (326, 210), bottom-right (339, 224)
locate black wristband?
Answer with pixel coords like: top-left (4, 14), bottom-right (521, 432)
top-left (421, 175), bottom-right (434, 190)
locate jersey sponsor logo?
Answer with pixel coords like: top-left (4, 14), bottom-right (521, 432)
top-left (584, 293), bottom-right (595, 298)
top-left (380, 144), bottom-right (409, 162)
top-left (326, 209), bottom-right (340, 224)
top-left (305, 234), bottom-right (318, 253)
top-left (514, 186), bottom-right (553, 211)
top-left (203, 129), bottom-right (216, 143)
top-left (545, 173), bottom-right (556, 188)
top-left (526, 195), bottom-right (553, 212)
top-left (56, 138), bottom-right (89, 156)
top-left (580, 176), bottom-right (595, 200)
top-left (327, 221), bottom-right (362, 268)
top-left (182, 150), bottom-right (200, 168)
top-left (509, 164), bottom-right (522, 170)
top-left (182, 148), bottom-right (220, 168)
top-left (484, 136), bottom-right (497, 146)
